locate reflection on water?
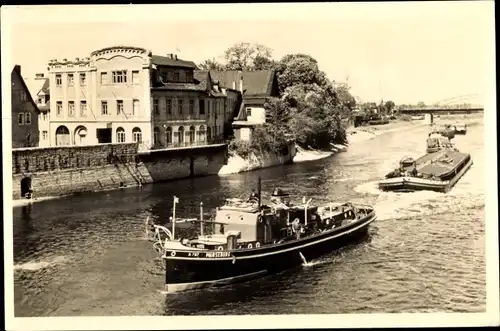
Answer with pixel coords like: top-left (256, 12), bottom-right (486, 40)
top-left (12, 119), bottom-right (486, 316)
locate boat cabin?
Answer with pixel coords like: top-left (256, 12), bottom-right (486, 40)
top-left (427, 133), bottom-right (454, 153)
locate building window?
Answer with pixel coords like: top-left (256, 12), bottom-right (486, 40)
top-left (178, 100), bottom-right (183, 115)
top-left (42, 130), bottom-right (48, 140)
top-left (117, 100), bottom-right (124, 115)
top-left (198, 125), bottom-right (206, 142)
top-left (132, 71), bottom-right (140, 84)
top-left (112, 70), bottom-right (127, 83)
top-left (42, 113), bottom-right (47, 121)
top-left (18, 113), bottom-right (24, 125)
top-left (132, 127), bottom-right (142, 143)
top-left (100, 72), bottom-right (108, 84)
top-left (101, 101), bottom-right (108, 115)
top-left (189, 100), bottom-right (195, 115)
top-left (25, 112), bottom-right (31, 124)
top-left (56, 101), bottom-right (63, 116)
top-left (173, 72), bottom-right (180, 81)
top-left (188, 125), bottom-right (195, 144)
top-left (80, 73), bottom-right (86, 86)
top-left (199, 99), bottom-right (205, 115)
top-left (80, 100), bottom-right (87, 117)
top-left (153, 98), bottom-right (159, 115)
top-left (178, 126), bottom-right (185, 144)
top-left (246, 108), bottom-right (252, 116)
top-left (20, 91), bottom-right (27, 102)
top-left (166, 99), bottom-right (172, 115)
top-left (133, 99), bottom-right (139, 115)
top-left (165, 126), bottom-right (172, 146)
top-left (68, 101), bottom-right (75, 117)
top-left (153, 127), bottom-right (160, 145)
top-left (56, 74), bottom-right (62, 86)
top-left (116, 127), bottom-right (125, 143)
top-left (68, 74), bottom-right (74, 87)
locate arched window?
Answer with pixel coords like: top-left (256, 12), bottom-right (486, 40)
top-left (132, 127), bottom-right (142, 143)
top-left (198, 125), bottom-right (206, 143)
top-left (55, 125), bottom-right (70, 146)
top-left (207, 126), bottom-right (211, 142)
top-left (153, 127), bottom-right (160, 146)
top-left (74, 125), bottom-right (88, 145)
top-left (178, 126), bottom-right (184, 145)
top-left (165, 126), bottom-right (172, 146)
top-left (116, 127), bottom-right (125, 143)
top-left (188, 125), bottom-right (195, 144)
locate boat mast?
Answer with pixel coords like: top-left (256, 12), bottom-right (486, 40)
top-left (200, 202), bottom-right (204, 236)
top-left (257, 176), bottom-right (262, 208)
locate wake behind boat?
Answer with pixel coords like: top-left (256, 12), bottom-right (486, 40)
top-left (378, 132), bottom-right (473, 193)
top-left (149, 181), bottom-right (377, 293)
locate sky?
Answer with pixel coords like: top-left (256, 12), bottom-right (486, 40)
top-left (2, 2), bottom-right (495, 105)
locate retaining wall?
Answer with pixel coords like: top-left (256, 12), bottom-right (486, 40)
top-left (12, 143), bottom-right (228, 200)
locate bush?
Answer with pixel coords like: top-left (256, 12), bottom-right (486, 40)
top-left (228, 125), bottom-right (290, 158)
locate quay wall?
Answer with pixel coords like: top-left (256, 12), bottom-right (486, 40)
top-left (12, 143), bottom-right (228, 200)
top-left (219, 141), bottom-right (296, 175)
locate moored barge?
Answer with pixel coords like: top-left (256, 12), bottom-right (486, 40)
top-left (150, 183), bottom-right (377, 293)
top-left (378, 134), bottom-right (473, 193)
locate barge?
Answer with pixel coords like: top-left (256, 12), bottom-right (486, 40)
top-left (449, 123), bottom-right (468, 135)
top-left (150, 183), bottom-right (377, 293)
top-left (378, 134), bottom-right (473, 193)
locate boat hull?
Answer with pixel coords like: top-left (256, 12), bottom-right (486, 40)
top-left (379, 157), bottom-right (473, 193)
top-left (163, 213), bottom-right (376, 293)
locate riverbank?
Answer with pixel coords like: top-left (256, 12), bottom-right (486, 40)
top-left (12, 195), bottom-right (61, 208)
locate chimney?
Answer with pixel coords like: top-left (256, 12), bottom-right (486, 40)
top-left (174, 54), bottom-right (178, 60)
top-left (232, 81), bottom-right (236, 89)
top-left (239, 72), bottom-right (243, 93)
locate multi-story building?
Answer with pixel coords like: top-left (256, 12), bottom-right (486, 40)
top-left (45, 45), bottom-right (240, 150)
top-left (11, 65), bottom-right (40, 148)
top-left (24, 73), bottom-right (50, 147)
top-left (209, 70), bottom-right (280, 141)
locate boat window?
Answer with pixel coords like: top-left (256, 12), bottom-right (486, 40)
top-left (239, 215), bottom-right (244, 221)
top-left (226, 214), bottom-right (231, 220)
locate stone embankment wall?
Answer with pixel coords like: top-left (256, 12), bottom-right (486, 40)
top-left (12, 143), bottom-right (228, 200)
top-left (219, 141), bottom-right (296, 175)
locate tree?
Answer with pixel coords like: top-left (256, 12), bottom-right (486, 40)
top-left (335, 83), bottom-right (357, 115)
top-left (416, 101), bottom-right (426, 108)
top-left (198, 58), bottom-right (225, 71)
top-left (384, 100), bottom-right (396, 114)
top-left (275, 54), bottom-right (322, 92)
top-left (253, 55), bottom-right (276, 71)
top-left (224, 42), bottom-right (274, 71)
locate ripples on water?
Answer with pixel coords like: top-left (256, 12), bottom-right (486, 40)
top-left (12, 119), bottom-right (486, 316)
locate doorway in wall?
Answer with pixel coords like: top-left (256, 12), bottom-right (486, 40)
top-left (20, 176), bottom-right (32, 198)
top-left (96, 128), bottom-right (112, 144)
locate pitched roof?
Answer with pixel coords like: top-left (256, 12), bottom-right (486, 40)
top-left (24, 77), bottom-right (49, 100)
top-left (12, 65), bottom-right (40, 113)
top-left (209, 70), bottom-right (276, 97)
top-left (151, 55), bottom-right (198, 69)
top-left (193, 70), bottom-right (211, 90)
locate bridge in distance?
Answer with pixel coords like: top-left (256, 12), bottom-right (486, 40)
top-left (398, 94), bottom-right (484, 115)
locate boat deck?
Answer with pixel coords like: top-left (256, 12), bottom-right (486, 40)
top-left (417, 150), bottom-right (469, 177)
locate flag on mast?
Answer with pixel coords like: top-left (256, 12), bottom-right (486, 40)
top-left (174, 196), bottom-right (179, 204)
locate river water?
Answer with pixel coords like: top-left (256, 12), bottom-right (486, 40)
top-left (12, 118), bottom-right (486, 316)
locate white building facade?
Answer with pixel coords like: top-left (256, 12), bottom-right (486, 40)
top-left (47, 46), bottom-right (152, 149)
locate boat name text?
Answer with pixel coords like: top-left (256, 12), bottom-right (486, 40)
top-left (187, 251), bottom-right (231, 258)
